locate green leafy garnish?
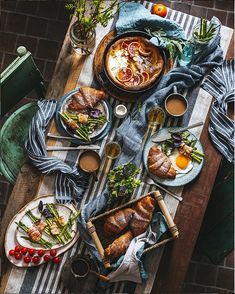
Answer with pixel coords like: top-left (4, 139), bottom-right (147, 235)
top-left (107, 163), bottom-right (141, 198)
top-left (144, 27), bottom-right (185, 58)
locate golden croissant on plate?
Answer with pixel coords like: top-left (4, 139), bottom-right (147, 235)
top-left (148, 145), bottom-right (176, 179)
top-left (68, 86), bottom-right (107, 111)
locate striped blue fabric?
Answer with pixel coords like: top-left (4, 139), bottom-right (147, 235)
top-left (202, 60), bottom-right (234, 162)
top-left (25, 100), bottom-right (89, 202)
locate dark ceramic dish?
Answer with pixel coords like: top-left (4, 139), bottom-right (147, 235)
top-left (98, 30), bottom-right (166, 95)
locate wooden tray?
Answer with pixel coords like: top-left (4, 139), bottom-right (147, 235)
top-left (87, 190), bottom-right (179, 268)
top-left (93, 30), bottom-right (174, 103)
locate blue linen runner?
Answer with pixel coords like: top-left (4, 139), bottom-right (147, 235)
top-left (11, 3), bottom-right (233, 294)
top-left (202, 60), bottom-right (234, 162)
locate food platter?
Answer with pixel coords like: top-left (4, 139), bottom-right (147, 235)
top-left (143, 127), bottom-right (204, 187)
top-left (105, 35), bottom-right (164, 91)
top-left (94, 30), bottom-right (172, 102)
top-left (55, 88), bottom-right (112, 145)
top-left (5, 195), bottom-right (79, 267)
top-left (16, 204), bottom-right (77, 250)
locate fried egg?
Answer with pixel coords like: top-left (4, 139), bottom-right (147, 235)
top-left (169, 149), bottom-right (193, 177)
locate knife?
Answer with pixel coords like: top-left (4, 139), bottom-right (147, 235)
top-left (46, 145), bottom-right (100, 151)
top-left (152, 122), bottom-right (203, 143)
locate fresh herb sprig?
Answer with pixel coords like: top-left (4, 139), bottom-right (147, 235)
top-left (107, 163), bottom-right (141, 198)
top-left (145, 27), bottom-right (185, 58)
top-left (193, 18), bottom-right (218, 42)
top-left (65, 0), bottom-right (123, 40)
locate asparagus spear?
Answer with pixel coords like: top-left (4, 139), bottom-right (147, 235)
top-left (16, 221), bottom-right (53, 248)
top-left (26, 210), bottom-right (64, 244)
top-left (46, 204), bottom-right (72, 240)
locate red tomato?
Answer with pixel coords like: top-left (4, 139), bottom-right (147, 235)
top-left (49, 249), bottom-right (57, 257)
top-left (38, 249), bottom-right (45, 257)
top-left (53, 256), bottom-right (60, 264)
top-left (32, 256), bottom-right (40, 264)
top-left (43, 254), bottom-right (51, 262)
top-left (151, 4), bottom-right (167, 18)
top-left (15, 245), bottom-right (21, 252)
top-left (9, 249), bottom-right (15, 256)
top-left (28, 248), bottom-right (35, 256)
top-left (21, 247), bottom-right (28, 255)
top-left (24, 256), bottom-right (31, 264)
top-left (15, 252), bottom-right (22, 260)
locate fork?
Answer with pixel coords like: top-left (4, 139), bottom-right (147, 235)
top-left (144, 177), bottom-right (183, 202)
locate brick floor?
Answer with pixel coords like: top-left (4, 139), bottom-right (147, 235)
top-left (1, 1), bottom-right (234, 293)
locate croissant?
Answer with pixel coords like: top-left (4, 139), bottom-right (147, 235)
top-left (68, 86), bottom-right (107, 111)
top-left (103, 208), bottom-right (134, 237)
top-left (130, 195), bottom-right (157, 236)
top-left (104, 231), bottom-right (133, 261)
top-left (148, 145), bottom-right (176, 179)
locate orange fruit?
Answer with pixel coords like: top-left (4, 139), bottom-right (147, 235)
top-left (128, 41), bottom-right (140, 56)
top-left (142, 71), bottom-right (149, 82)
top-left (117, 68), bottom-right (133, 82)
top-left (125, 74), bottom-right (140, 87)
top-left (139, 46), bottom-right (152, 56)
top-left (121, 41), bottom-right (129, 50)
top-left (151, 4), bottom-right (167, 18)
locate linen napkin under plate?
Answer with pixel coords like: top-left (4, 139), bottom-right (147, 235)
top-left (25, 99), bottom-right (89, 203)
top-left (202, 60), bottom-right (234, 162)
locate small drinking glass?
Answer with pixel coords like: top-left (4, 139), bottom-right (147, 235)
top-left (103, 141), bottom-right (121, 174)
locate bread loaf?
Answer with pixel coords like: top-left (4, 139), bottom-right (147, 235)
top-left (103, 208), bottom-right (134, 237)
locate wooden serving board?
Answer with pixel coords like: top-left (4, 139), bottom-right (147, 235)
top-left (93, 30), bottom-right (173, 103)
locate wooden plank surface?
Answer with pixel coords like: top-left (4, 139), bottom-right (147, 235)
top-left (151, 32), bottom-right (234, 294)
top-left (1, 19), bottom-right (233, 294)
top-left (0, 21), bottom-right (80, 293)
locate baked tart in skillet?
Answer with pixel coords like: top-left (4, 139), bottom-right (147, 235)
top-left (105, 36), bottom-right (164, 91)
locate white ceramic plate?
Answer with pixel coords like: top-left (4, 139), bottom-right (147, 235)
top-left (16, 203), bottom-right (77, 250)
top-left (4, 195), bottom-right (79, 267)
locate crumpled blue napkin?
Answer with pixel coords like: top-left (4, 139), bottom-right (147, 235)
top-left (115, 17), bottom-right (223, 166)
top-left (116, 2), bottom-right (185, 40)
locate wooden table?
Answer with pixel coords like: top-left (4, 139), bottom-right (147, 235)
top-left (1, 5), bottom-right (234, 294)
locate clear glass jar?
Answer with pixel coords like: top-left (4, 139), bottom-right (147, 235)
top-left (69, 22), bottom-right (96, 55)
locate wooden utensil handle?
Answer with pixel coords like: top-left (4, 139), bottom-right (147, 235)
top-left (86, 221), bottom-right (111, 268)
top-left (152, 191), bottom-right (179, 238)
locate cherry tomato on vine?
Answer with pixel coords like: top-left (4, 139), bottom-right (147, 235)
top-left (15, 252), bottom-right (22, 260)
top-left (50, 249), bottom-right (57, 257)
top-left (15, 245), bottom-right (21, 252)
top-left (37, 249), bottom-right (45, 257)
top-left (21, 247), bottom-right (28, 255)
top-left (28, 248), bottom-right (35, 256)
top-left (24, 256), bottom-right (31, 264)
top-left (43, 254), bottom-right (51, 262)
top-left (53, 256), bottom-right (60, 264)
top-left (32, 256), bottom-right (40, 264)
top-left (9, 249), bottom-right (15, 256)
